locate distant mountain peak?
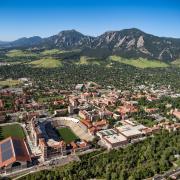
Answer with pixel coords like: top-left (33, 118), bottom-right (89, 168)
top-left (10, 36), bottom-right (43, 47)
top-left (0, 28), bottom-right (180, 61)
top-left (58, 29), bottom-right (83, 36)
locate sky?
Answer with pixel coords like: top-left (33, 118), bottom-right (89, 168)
top-left (0, 0), bottom-right (180, 41)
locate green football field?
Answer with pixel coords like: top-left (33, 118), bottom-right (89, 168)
top-left (57, 127), bottom-right (78, 143)
top-left (0, 124), bottom-right (25, 140)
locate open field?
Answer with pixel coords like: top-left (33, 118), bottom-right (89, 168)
top-left (6, 50), bottom-right (37, 58)
top-left (175, 159), bottom-right (180, 166)
top-left (0, 124), bottom-right (25, 140)
top-left (57, 127), bottom-right (78, 143)
top-left (171, 59), bottom-right (180, 67)
top-left (4, 49), bottom-right (178, 69)
top-left (75, 56), bottom-right (100, 65)
top-left (110, 56), bottom-right (169, 68)
top-left (0, 79), bottom-right (21, 87)
top-left (29, 58), bottom-right (62, 68)
top-left (41, 49), bottom-right (66, 56)
top-left (40, 49), bottom-right (80, 56)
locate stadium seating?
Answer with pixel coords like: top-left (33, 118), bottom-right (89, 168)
top-left (52, 117), bottom-right (94, 141)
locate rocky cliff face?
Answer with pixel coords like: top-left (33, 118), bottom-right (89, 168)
top-left (1, 28), bottom-right (180, 61)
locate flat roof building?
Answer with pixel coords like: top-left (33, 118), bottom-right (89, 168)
top-left (97, 129), bottom-right (128, 149)
top-left (103, 134), bottom-right (128, 149)
top-left (116, 125), bottom-right (145, 141)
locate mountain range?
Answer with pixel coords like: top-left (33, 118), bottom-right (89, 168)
top-left (1, 28), bottom-right (180, 61)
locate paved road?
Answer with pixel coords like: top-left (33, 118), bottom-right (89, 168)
top-left (2, 155), bottom-right (80, 179)
top-left (153, 167), bottom-right (180, 180)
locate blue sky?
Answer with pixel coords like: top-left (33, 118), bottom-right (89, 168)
top-left (0, 0), bottom-right (180, 41)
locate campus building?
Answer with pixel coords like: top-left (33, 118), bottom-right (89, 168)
top-left (97, 129), bottom-right (128, 149)
top-left (115, 124), bottom-right (146, 141)
top-left (0, 137), bottom-right (31, 173)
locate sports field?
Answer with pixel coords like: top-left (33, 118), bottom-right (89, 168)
top-left (57, 127), bottom-right (78, 143)
top-left (0, 124), bottom-right (25, 140)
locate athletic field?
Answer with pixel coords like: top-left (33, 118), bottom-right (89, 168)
top-left (0, 124), bottom-right (25, 140)
top-left (57, 127), bottom-right (78, 143)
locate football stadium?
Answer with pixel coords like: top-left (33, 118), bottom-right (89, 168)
top-left (30, 117), bottom-right (93, 160)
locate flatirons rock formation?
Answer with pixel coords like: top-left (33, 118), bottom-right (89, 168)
top-left (1, 28), bottom-right (180, 61)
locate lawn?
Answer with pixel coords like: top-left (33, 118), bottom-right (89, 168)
top-left (29, 58), bottom-right (62, 68)
top-left (171, 59), bottom-right (180, 67)
top-left (6, 50), bottom-right (37, 57)
top-left (175, 159), bottom-right (180, 166)
top-left (41, 49), bottom-right (80, 56)
top-left (0, 79), bottom-right (21, 87)
top-left (0, 124), bottom-right (25, 140)
top-left (110, 56), bottom-right (169, 68)
top-left (75, 56), bottom-right (100, 65)
top-left (41, 49), bottom-right (66, 55)
top-left (57, 127), bottom-right (78, 143)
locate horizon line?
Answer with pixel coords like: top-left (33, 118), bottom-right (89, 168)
top-left (1, 27), bottom-right (180, 42)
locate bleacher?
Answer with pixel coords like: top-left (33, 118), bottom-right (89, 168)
top-left (52, 117), bottom-right (94, 142)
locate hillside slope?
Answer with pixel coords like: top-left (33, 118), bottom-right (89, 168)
top-left (1, 28), bottom-right (180, 61)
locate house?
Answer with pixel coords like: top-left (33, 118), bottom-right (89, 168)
top-left (79, 110), bottom-right (89, 119)
top-left (75, 84), bottom-right (85, 91)
top-left (0, 99), bottom-right (3, 109)
top-left (147, 96), bottom-right (158, 102)
top-left (145, 108), bottom-right (159, 114)
top-left (81, 119), bottom-right (93, 129)
top-left (172, 109), bottom-right (180, 119)
top-left (0, 88), bottom-right (23, 95)
top-left (88, 126), bottom-right (96, 135)
top-left (113, 113), bottom-right (121, 120)
top-left (54, 109), bottom-right (68, 116)
top-left (53, 100), bottom-right (65, 106)
top-left (99, 110), bottom-right (113, 119)
top-left (18, 78), bottom-right (29, 82)
top-left (118, 104), bottom-right (138, 118)
top-left (69, 96), bottom-right (79, 107)
top-left (81, 92), bottom-right (91, 99)
top-left (93, 119), bottom-right (109, 130)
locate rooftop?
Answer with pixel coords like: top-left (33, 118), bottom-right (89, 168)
top-left (116, 125), bottom-right (144, 137)
top-left (104, 134), bottom-right (127, 144)
top-left (98, 129), bottom-right (117, 136)
top-left (0, 137), bottom-right (31, 168)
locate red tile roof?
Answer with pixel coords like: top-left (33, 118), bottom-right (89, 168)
top-left (0, 137), bottom-right (31, 168)
top-left (0, 100), bottom-right (3, 108)
top-left (81, 119), bottom-right (92, 128)
top-left (71, 142), bottom-right (78, 149)
top-left (88, 126), bottom-right (96, 134)
top-left (77, 141), bottom-right (87, 148)
top-left (93, 119), bottom-right (108, 127)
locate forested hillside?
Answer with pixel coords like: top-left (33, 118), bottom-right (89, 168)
top-left (21, 131), bottom-right (180, 180)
